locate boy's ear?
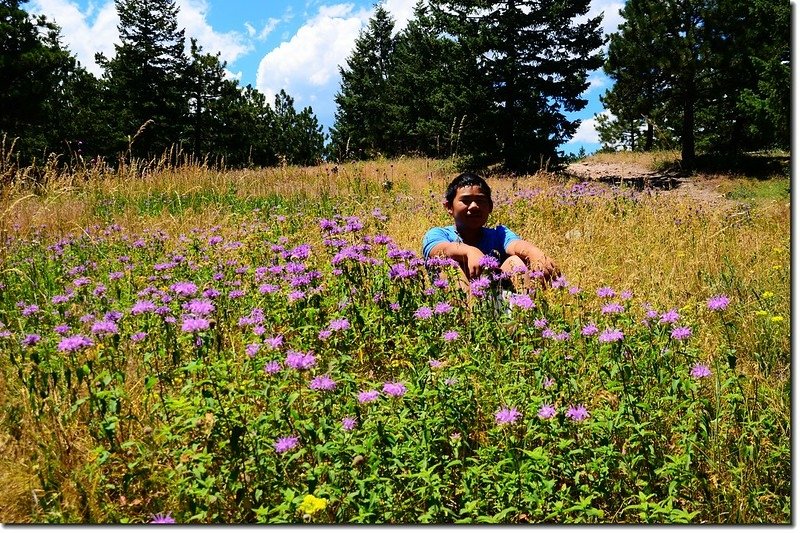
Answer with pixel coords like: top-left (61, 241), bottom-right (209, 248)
top-left (443, 200), bottom-right (453, 215)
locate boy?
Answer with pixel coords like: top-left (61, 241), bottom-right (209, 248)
top-left (422, 172), bottom-right (559, 287)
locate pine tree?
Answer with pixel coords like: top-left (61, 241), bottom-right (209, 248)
top-left (602, 0), bottom-right (789, 165)
top-left (390, 0), bottom-right (485, 158)
top-left (0, 0), bottom-right (92, 161)
top-left (329, 5), bottom-right (396, 161)
top-left (429, 0), bottom-right (605, 172)
top-left (97, 0), bottom-right (188, 159)
top-left (270, 90), bottom-right (324, 166)
top-left (184, 38), bottom-right (229, 157)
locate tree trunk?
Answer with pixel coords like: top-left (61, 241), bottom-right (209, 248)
top-left (681, 80), bottom-right (695, 171)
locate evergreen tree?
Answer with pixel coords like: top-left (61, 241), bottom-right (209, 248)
top-left (601, 0), bottom-right (675, 152)
top-left (0, 0), bottom-right (94, 161)
top-left (390, 1), bottom-right (484, 158)
top-left (329, 5), bottom-right (395, 161)
top-left (184, 38), bottom-right (229, 158)
top-left (703, 0), bottom-right (790, 153)
top-left (270, 90), bottom-right (325, 166)
top-left (97, 0), bottom-right (188, 159)
top-left (429, 0), bottom-right (605, 172)
top-left (602, 0), bottom-right (789, 165)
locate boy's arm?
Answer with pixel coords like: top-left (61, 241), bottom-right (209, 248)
top-left (428, 242), bottom-right (485, 279)
top-left (506, 239), bottom-right (560, 280)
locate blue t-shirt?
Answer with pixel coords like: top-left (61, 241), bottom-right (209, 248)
top-left (422, 225), bottom-right (520, 261)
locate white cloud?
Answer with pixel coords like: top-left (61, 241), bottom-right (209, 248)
top-left (383, 0), bottom-right (418, 32)
top-left (586, 73), bottom-right (608, 93)
top-left (245, 18), bottom-right (280, 41)
top-left (256, 3), bottom-right (371, 106)
top-left (28, 0), bottom-right (119, 77)
top-left (29, 0), bottom-right (252, 76)
top-left (176, 0), bottom-right (251, 63)
top-left (568, 110), bottom-right (612, 144)
top-left (589, 0), bottom-right (624, 36)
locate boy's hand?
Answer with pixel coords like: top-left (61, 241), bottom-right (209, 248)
top-left (462, 245), bottom-right (485, 279)
top-left (507, 240), bottom-right (560, 282)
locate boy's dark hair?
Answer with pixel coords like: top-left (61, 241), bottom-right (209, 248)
top-left (445, 172), bottom-right (492, 204)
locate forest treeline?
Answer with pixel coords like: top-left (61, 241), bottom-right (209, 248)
top-left (0, 0), bottom-right (790, 173)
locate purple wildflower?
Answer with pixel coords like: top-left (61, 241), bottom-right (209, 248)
top-left (537, 404), bottom-right (557, 420)
top-left (265, 335), bottom-right (284, 349)
top-left (442, 330), bottom-right (460, 342)
top-left (469, 276), bottom-right (491, 297)
top-left (533, 318), bottom-right (548, 329)
top-left (131, 332), bottom-right (147, 342)
top-left (22, 334), bottom-right (41, 347)
top-left (329, 317), bottom-right (350, 331)
top-left (414, 306), bottom-right (433, 320)
top-left (478, 255), bottom-right (500, 269)
top-left (318, 329), bottom-right (332, 340)
top-left (566, 404), bottom-right (590, 422)
top-left (551, 275), bottom-right (569, 289)
top-left (508, 293), bottom-right (534, 310)
top-left (264, 360), bottom-right (281, 374)
top-left (285, 350), bottom-right (316, 370)
top-left (245, 343), bottom-right (261, 357)
top-left (342, 417), bottom-right (357, 431)
top-left (170, 281), bottom-right (198, 297)
top-left (433, 302), bottom-right (453, 314)
top-left (596, 286), bottom-right (615, 298)
top-left (382, 382), bottom-right (407, 397)
top-left (91, 320), bottom-right (119, 336)
top-left (601, 302), bottom-right (625, 314)
top-left (150, 512), bottom-right (176, 524)
top-left (21, 304), bottom-right (40, 317)
top-left (274, 436), bottom-right (299, 454)
top-left (181, 317), bottom-right (210, 333)
top-left (707, 294), bottom-right (730, 311)
top-left (690, 364), bottom-right (712, 379)
top-left (184, 299), bottom-right (215, 316)
top-left (58, 335), bottom-right (94, 352)
top-left (287, 290), bottom-right (305, 302)
top-left (495, 407), bottom-right (522, 425)
top-left (104, 310), bottom-right (123, 322)
top-left (309, 374), bottom-right (337, 391)
top-left (581, 323), bottom-right (599, 336)
top-left (54, 324), bottom-right (70, 335)
top-left (429, 359), bottom-right (444, 369)
top-left (670, 325), bottom-right (692, 340)
top-left (543, 376), bottom-right (555, 389)
top-left (358, 390), bottom-right (380, 404)
top-left (598, 328), bottom-right (624, 342)
top-left (659, 309), bottom-right (680, 324)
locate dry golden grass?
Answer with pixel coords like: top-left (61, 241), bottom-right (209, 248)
top-left (0, 154), bottom-right (790, 523)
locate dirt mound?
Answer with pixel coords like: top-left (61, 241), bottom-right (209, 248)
top-left (564, 159), bottom-right (731, 207)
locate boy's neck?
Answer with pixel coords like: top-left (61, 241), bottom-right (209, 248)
top-left (455, 225), bottom-right (483, 245)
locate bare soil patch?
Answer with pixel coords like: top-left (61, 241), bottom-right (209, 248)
top-left (565, 159), bottom-right (732, 207)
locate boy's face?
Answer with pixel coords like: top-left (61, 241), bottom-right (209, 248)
top-left (446, 185), bottom-right (493, 231)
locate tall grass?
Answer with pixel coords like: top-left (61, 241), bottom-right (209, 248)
top-left (0, 156), bottom-right (789, 523)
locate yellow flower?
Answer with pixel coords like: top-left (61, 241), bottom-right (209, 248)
top-left (755, 310), bottom-right (768, 317)
top-left (770, 316), bottom-right (784, 323)
top-left (298, 495), bottom-right (327, 515)
top-left (772, 265), bottom-right (781, 270)
top-left (762, 291), bottom-right (774, 299)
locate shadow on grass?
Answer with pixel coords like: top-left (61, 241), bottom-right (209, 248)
top-left (692, 153), bottom-right (790, 179)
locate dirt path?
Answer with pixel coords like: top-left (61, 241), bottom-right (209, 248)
top-left (565, 160), bottom-right (733, 207)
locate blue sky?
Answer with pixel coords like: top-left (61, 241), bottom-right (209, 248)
top-left (28, 0), bottom-right (626, 155)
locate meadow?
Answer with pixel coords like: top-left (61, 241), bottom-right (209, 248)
top-left (0, 154), bottom-right (790, 523)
